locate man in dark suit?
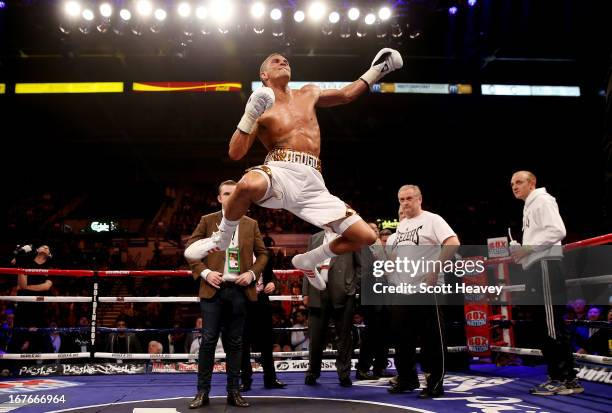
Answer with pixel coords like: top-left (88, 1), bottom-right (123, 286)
top-left (184, 180), bottom-right (268, 409)
top-left (239, 247), bottom-right (286, 391)
top-left (302, 229), bottom-right (364, 387)
top-left (355, 230), bottom-right (392, 380)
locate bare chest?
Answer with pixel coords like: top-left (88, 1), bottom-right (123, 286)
top-left (259, 93), bottom-right (318, 137)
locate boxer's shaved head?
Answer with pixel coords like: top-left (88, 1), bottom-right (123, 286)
top-left (260, 53), bottom-right (283, 74)
top-left (260, 53), bottom-right (290, 86)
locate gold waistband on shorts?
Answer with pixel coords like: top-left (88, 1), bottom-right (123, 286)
top-left (264, 149), bottom-right (322, 172)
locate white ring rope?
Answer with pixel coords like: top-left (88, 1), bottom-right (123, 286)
top-left (4, 346), bottom-right (607, 365)
top-left (0, 296), bottom-right (92, 303)
top-left (498, 273), bottom-right (611, 294)
top-left (0, 352), bottom-right (90, 360)
top-left (268, 295), bottom-right (304, 301)
top-left (565, 274), bottom-right (612, 287)
top-left (93, 346), bottom-right (470, 360)
top-left (490, 346), bottom-right (612, 365)
top-left (98, 297), bottom-right (199, 303)
top-left (500, 285), bottom-right (526, 293)
top-left (4, 274), bottom-right (610, 305)
top-left (97, 296), bottom-right (305, 303)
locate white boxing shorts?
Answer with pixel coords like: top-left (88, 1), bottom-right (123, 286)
top-left (247, 149), bottom-right (361, 235)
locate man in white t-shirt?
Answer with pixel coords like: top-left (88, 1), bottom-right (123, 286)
top-left (387, 185), bottom-right (459, 399)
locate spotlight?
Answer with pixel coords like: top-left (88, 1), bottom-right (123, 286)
top-left (196, 6), bottom-right (210, 35)
top-left (177, 2), bottom-right (191, 18)
top-left (0, 1), bottom-right (6, 9)
top-left (348, 7), bottom-right (359, 21)
top-left (210, 0), bottom-right (233, 24)
top-left (64, 1), bottom-right (81, 18)
top-left (79, 8), bottom-right (94, 34)
top-left (448, 6), bottom-right (458, 15)
top-left (99, 3), bottom-right (112, 18)
top-left (210, 0), bottom-right (234, 34)
top-left (270, 8), bottom-right (282, 21)
top-left (251, 2), bottom-right (265, 33)
top-left (59, 1), bottom-right (81, 34)
top-left (294, 10), bottom-right (305, 23)
top-left (196, 6), bottom-right (208, 19)
top-left (97, 3), bottom-right (113, 33)
top-left (151, 8), bottom-right (167, 32)
top-left (378, 6), bottom-right (391, 21)
top-left (81, 9), bottom-right (95, 22)
top-left (119, 8), bottom-right (132, 21)
top-left (270, 7), bottom-right (283, 36)
top-left (136, 0), bottom-right (153, 17)
top-left (322, 10), bottom-right (338, 35)
top-left (65, 1), bottom-right (81, 17)
top-left (468, 0), bottom-right (477, 6)
top-left (154, 9), bottom-right (167, 21)
top-left (113, 8), bottom-right (132, 35)
top-left (81, 8), bottom-right (94, 21)
top-left (328, 11), bottom-right (339, 24)
top-left (308, 2), bottom-right (326, 21)
top-left (357, 13), bottom-right (375, 37)
top-left (251, 2), bottom-right (265, 19)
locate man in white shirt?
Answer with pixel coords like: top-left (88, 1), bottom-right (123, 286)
top-left (510, 171), bottom-right (583, 396)
top-left (290, 310), bottom-right (309, 351)
top-left (387, 185), bottom-right (460, 399)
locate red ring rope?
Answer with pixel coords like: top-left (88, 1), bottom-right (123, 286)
top-left (0, 233), bottom-right (608, 277)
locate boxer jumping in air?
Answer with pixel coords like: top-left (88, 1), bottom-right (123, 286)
top-left (185, 49), bottom-right (403, 290)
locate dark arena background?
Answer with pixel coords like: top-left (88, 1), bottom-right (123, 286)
top-left (0, 0), bottom-right (611, 412)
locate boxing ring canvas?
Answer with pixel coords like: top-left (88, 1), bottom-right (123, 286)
top-left (1, 365), bottom-right (611, 413)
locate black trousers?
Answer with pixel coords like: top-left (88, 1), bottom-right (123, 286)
top-left (308, 295), bottom-right (355, 379)
top-left (197, 284), bottom-right (246, 393)
top-left (523, 259), bottom-right (575, 380)
top-left (356, 304), bottom-right (390, 373)
top-left (391, 295), bottom-right (446, 391)
top-left (240, 295), bottom-right (277, 384)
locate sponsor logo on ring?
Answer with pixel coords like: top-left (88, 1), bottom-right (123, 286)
top-left (467, 336), bottom-right (489, 353)
top-left (465, 310), bottom-right (487, 327)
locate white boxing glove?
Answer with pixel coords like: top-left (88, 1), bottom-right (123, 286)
top-left (237, 86), bottom-right (275, 134)
top-left (360, 48), bottom-right (403, 87)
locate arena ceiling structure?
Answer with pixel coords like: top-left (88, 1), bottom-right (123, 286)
top-left (2, 0), bottom-right (609, 76)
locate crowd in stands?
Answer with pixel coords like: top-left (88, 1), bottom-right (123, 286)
top-left (163, 189), bottom-right (318, 246)
top-left (564, 299), bottom-right (611, 356)
top-left (5, 192), bottom-right (60, 240)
